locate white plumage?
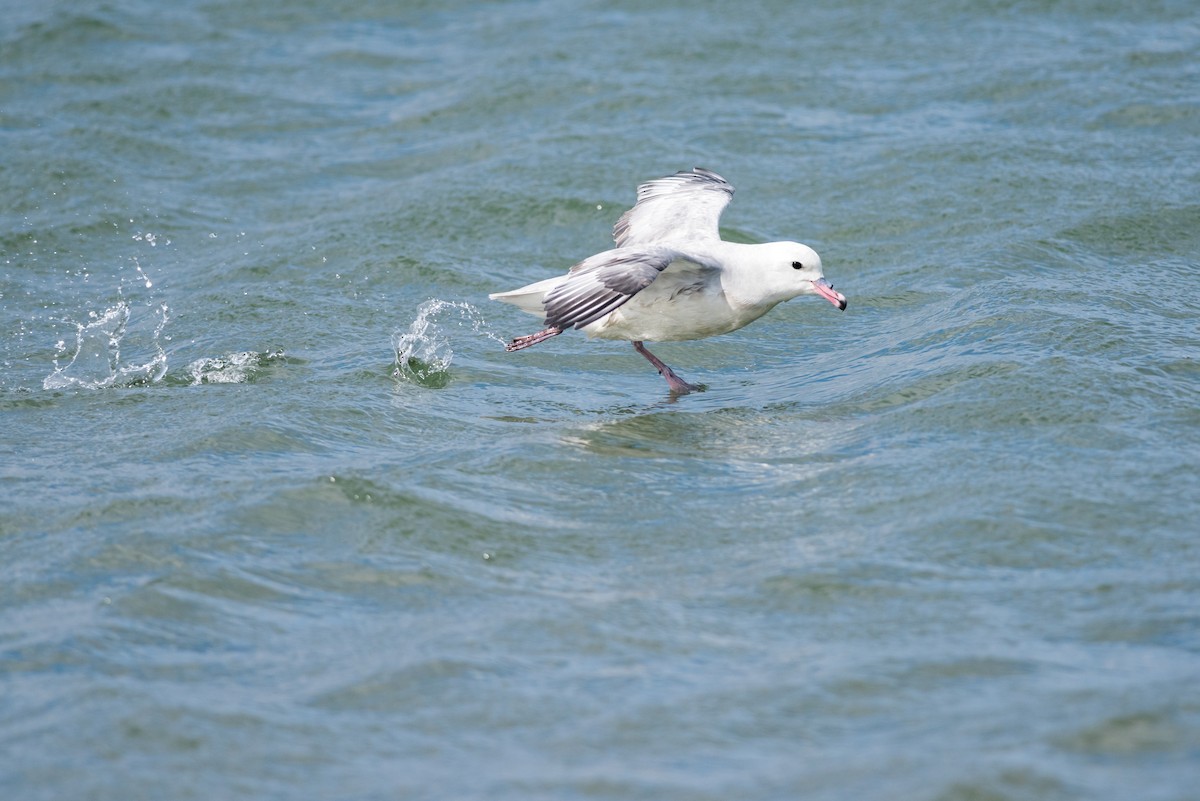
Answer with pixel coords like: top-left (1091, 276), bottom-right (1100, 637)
top-left (490, 168), bottom-right (846, 393)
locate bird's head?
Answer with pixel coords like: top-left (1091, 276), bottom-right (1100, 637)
top-left (762, 241), bottom-right (847, 311)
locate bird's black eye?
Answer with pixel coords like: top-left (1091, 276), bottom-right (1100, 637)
top-left (792, 261), bottom-right (803, 270)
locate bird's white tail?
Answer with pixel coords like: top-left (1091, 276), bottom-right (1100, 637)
top-left (488, 276), bottom-right (562, 318)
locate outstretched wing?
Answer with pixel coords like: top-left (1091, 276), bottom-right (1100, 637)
top-left (543, 247), bottom-right (692, 330)
top-left (612, 167), bottom-right (735, 248)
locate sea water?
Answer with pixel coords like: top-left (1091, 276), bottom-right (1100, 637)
top-left (2, 1), bottom-right (1198, 799)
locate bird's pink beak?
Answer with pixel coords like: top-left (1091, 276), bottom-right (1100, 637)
top-left (812, 278), bottom-right (847, 311)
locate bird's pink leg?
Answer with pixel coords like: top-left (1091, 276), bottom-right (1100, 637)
top-left (633, 341), bottom-right (701, 394)
top-left (505, 326), bottom-right (564, 352)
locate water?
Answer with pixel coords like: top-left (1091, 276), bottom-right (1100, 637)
top-left (2, 1), bottom-right (1198, 798)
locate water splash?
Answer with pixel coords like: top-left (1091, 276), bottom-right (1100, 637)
top-left (185, 350), bottom-right (286, 385)
top-left (43, 301), bottom-right (170, 390)
top-left (392, 299), bottom-right (506, 388)
top-left (132, 256), bottom-right (154, 288)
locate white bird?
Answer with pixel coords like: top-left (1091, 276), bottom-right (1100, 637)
top-left (489, 168), bottom-right (846, 394)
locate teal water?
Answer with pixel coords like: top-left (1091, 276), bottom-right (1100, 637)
top-left (3, 1), bottom-right (1199, 799)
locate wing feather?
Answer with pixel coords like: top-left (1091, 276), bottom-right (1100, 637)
top-left (543, 247), bottom-right (685, 330)
top-left (612, 167), bottom-right (735, 248)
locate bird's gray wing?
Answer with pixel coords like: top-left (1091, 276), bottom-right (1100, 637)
top-left (612, 167), bottom-right (735, 248)
top-left (543, 247), bottom-right (698, 330)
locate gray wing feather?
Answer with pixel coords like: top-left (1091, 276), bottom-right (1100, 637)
top-left (543, 248), bottom-right (682, 330)
top-left (613, 167), bottom-right (735, 247)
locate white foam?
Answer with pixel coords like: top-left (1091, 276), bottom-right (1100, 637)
top-left (185, 350), bottom-right (285, 385)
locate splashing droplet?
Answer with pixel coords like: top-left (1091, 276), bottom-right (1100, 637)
top-left (392, 299), bottom-right (505, 388)
top-left (42, 302), bottom-right (170, 390)
top-left (132, 257), bottom-right (154, 289)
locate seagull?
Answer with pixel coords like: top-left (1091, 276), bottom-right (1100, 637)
top-left (489, 168), bottom-right (846, 394)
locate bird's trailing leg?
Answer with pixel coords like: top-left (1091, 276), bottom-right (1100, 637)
top-left (505, 326), bottom-right (564, 352)
top-left (633, 341), bottom-right (702, 394)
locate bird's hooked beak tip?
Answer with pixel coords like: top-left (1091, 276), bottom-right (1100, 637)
top-left (812, 278), bottom-right (847, 311)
